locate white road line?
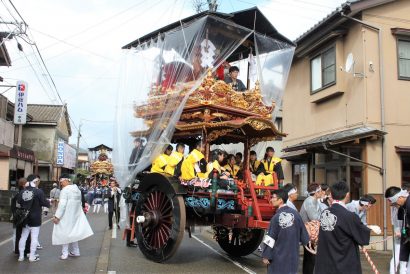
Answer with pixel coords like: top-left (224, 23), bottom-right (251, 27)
top-left (192, 235), bottom-right (257, 274)
top-left (0, 217), bottom-right (53, 247)
top-left (107, 271), bottom-right (116, 274)
top-left (112, 219), bottom-right (117, 239)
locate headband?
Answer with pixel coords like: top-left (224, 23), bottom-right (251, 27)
top-left (308, 186), bottom-right (321, 195)
top-left (288, 188), bottom-right (297, 195)
top-left (359, 200), bottom-right (369, 206)
top-left (25, 178), bottom-right (39, 187)
top-left (388, 189), bottom-right (408, 204)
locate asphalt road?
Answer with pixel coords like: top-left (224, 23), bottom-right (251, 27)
top-left (0, 212), bottom-right (392, 274)
top-left (0, 212), bottom-right (106, 274)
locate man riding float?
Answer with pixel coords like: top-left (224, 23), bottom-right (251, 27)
top-left (256, 147), bottom-right (284, 189)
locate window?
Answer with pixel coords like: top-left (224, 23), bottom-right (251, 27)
top-left (311, 47), bottom-right (336, 93)
top-left (292, 163), bottom-right (308, 198)
top-left (398, 39), bottom-right (410, 79)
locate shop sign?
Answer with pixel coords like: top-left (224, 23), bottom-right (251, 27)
top-left (56, 139), bottom-right (64, 165)
top-left (8, 146), bottom-right (35, 162)
top-left (13, 81), bottom-right (28, 125)
top-left (63, 143), bottom-right (76, 169)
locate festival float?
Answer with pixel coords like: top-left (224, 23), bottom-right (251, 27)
top-left (114, 7), bottom-right (295, 262)
top-left (90, 151), bottom-right (114, 186)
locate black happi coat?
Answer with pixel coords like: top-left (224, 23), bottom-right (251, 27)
top-left (18, 186), bottom-right (50, 227)
top-left (262, 205), bottom-right (309, 274)
top-left (107, 187), bottom-right (121, 213)
top-left (397, 196), bottom-right (410, 261)
top-left (315, 203), bottom-right (371, 274)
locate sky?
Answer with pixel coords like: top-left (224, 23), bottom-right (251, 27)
top-left (0, 0), bottom-right (346, 149)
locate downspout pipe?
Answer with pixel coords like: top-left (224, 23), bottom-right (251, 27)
top-left (340, 12), bottom-right (387, 250)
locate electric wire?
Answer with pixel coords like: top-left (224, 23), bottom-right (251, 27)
top-left (5, 0), bottom-right (148, 63)
top-left (1, 4), bottom-right (95, 148)
top-left (15, 37), bottom-right (56, 102)
top-left (31, 28), bottom-right (115, 62)
top-left (4, 0), bottom-right (164, 73)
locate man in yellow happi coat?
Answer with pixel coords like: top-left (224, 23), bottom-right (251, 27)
top-left (181, 141), bottom-right (207, 180)
top-left (224, 154), bottom-right (241, 179)
top-left (164, 143), bottom-right (185, 176)
top-left (249, 150), bottom-right (260, 176)
top-left (150, 145), bottom-right (173, 173)
top-left (255, 147), bottom-right (284, 189)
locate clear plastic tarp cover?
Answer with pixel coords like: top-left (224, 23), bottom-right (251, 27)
top-left (113, 15), bottom-right (294, 187)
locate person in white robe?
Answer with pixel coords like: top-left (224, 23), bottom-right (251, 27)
top-left (52, 174), bottom-right (94, 260)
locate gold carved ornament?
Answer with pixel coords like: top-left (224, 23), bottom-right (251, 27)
top-left (207, 129), bottom-right (235, 142)
top-left (247, 119), bottom-right (271, 131)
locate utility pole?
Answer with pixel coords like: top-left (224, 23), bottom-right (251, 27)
top-left (207, 0), bottom-right (218, 12)
top-left (75, 122), bottom-right (82, 170)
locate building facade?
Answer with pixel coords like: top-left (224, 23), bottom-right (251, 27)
top-left (0, 94), bottom-right (35, 190)
top-left (282, 0), bottom-right (410, 248)
top-left (21, 104), bottom-right (73, 182)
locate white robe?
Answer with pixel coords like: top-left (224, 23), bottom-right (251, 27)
top-left (52, 184), bottom-right (94, 245)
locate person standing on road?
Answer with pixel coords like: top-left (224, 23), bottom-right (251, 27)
top-left (299, 183), bottom-right (323, 274)
top-left (346, 194), bottom-right (376, 225)
top-left (315, 181), bottom-right (381, 274)
top-left (108, 178), bottom-right (122, 230)
top-left (282, 183), bottom-right (298, 211)
top-left (385, 187), bottom-right (410, 274)
top-left (17, 174), bottom-right (50, 262)
top-left (93, 183), bottom-right (103, 213)
top-left (11, 177), bottom-right (31, 257)
top-left (52, 174), bottom-right (93, 260)
top-left (262, 188), bottom-right (309, 274)
top-left (50, 183), bottom-right (61, 213)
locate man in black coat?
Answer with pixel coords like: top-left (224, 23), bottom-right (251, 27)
top-left (17, 174), bottom-right (50, 262)
top-left (11, 177), bottom-right (30, 256)
top-left (129, 138), bottom-right (144, 171)
top-left (315, 181), bottom-right (380, 274)
top-left (108, 178), bottom-right (121, 230)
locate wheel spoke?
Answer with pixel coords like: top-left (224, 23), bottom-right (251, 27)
top-left (158, 226), bottom-right (166, 246)
top-left (161, 213), bottom-right (173, 219)
top-left (154, 191), bottom-right (159, 209)
top-left (159, 196), bottom-right (170, 212)
top-left (147, 194), bottom-right (155, 210)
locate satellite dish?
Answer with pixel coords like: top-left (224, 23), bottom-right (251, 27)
top-left (345, 53), bottom-right (355, 73)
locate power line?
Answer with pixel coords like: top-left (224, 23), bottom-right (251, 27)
top-left (31, 28), bottom-right (115, 62)
top-left (4, 0), bottom-right (164, 73)
top-left (5, 0), bottom-right (149, 65)
top-left (81, 119), bottom-right (114, 124)
top-left (15, 38), bottom-right (56, 102)
top-left (7, 0), bottom-right (27, 26)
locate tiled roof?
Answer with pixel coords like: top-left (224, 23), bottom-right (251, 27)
top-left (88, 144), bottom-right (113, 151)
top-left (27, 104), bottom-right (72, 135)
top-left (294, 0), bottom-right (395, 44)
top-left (283, 126), bottom-right (386, 152)
top-left (27, 104), bottom-right (64, 123)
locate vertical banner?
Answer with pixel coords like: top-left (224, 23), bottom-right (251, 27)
top-left (57, 139), bottom-right (65, 165)
top-left (14, 81), bottom-right (28, 124)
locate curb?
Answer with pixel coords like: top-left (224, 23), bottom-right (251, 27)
top-left (94, 228), bottom-right (111, 274)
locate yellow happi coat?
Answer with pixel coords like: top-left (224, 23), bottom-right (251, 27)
top-left (224, 164), bottom-right (240, 178)
top-left (181, 149), bottom-right (206, 180)
top-left (256, 157), bottom-right (281, 186)
top-left (164, 151), bottom-right (184, 175)
top-left (150, 154), bottom-right (170, 173)
top-left (249, 160), bottom-right (260, 175)
top-left (206, 160), bottom-right (224, 178)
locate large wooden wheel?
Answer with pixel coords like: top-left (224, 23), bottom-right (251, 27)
top-left (216, 227), bottom-right (264, 257)
top-left (135, 174), bottom-right (186, 262)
